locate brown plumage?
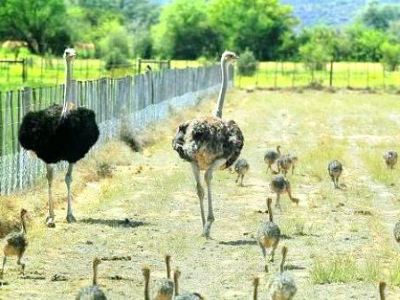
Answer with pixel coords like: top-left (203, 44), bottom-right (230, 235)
top-left (257, 198), bottom-right (281, 266)
top-left (328, 160), bottom-right (343, 189)
top-left (264, 146), bottom-right (281, 174)
top-left (234, 158), bottom-right (250, 186)
top-left (1, 209), bottom-right (28, 278)
top-left (270, 175), bottom-right (299, 209)
top-left (172, 51), bottom-right (243, 238)
top-left (276, 155), bottom-right (293, 176)
top-left (383, 151), bottom-right (397, 169)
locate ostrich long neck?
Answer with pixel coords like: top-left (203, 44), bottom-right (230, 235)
top-left (21, 214), bottom-right (26, 234)
top-left (173, 272), bottom-right (180, 296)
top-left (215, 57), bottom-right (228, 118)
top-left (144, 275), bottom-right (150, 300)
top-left (92, 263), bottom-right (98, 285)
top-left (62, 59), bottom-right (73, 116)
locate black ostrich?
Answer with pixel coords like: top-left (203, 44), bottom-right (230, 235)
top-left (172, 51), bottom-right (244, 238)
top-left (18, 48), bottom-right (99, 227)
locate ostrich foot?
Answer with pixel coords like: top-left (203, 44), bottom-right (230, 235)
top-left (66, 214), bottom-right (77, 223)
top-left (45, 216), bottom-right (56, 228)
top-left (202, 223), bottom-right (213, 239)
top-left (264, 264), bottom-right (269, 273)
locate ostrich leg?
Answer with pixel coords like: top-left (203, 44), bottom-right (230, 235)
top-left (191, 163), bottom-right (205, 227)
top-left (203, 159), bottom-right (224, 238)
top-left (0, 257), bottom-right (6, 278)
top-left (46, 164), bottom-right (56, 227)
top-left (66, 163), bottom-right (76, 223)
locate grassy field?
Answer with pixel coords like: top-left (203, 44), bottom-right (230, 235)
top-left (2, 51), bottom-right (400, 92)
top-left (236, 62), bottom-right (400, 90)
top-left (1, 89), bottom-right (400, 298)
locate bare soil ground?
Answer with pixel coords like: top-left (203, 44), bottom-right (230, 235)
top-left (1, 89), bottom-right (400, 299)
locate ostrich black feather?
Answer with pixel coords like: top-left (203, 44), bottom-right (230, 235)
top-left (18, 104), bottom-right (99, 164)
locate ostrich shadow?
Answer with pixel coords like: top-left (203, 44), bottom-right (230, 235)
top-left (79, 218), bottom-right (147, 228)
top-left (219, 239), bottom-right (257, 246)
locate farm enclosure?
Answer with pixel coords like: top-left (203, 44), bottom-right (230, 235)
top-left (1, 89), bottom-right (400, 298)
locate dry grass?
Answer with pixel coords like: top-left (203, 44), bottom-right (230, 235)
top-left (1, 90), bottom-right (400, 298)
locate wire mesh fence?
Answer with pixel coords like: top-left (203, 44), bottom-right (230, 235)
top-left (236, 61), bottom-right (400, 90)
top-left (0, 64), bottom-right (229, 195)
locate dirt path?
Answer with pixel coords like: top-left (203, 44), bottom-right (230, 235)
top-left (1, 90), bottom-right (400, 299)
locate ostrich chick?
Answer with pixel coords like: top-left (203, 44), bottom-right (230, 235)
top-left (276, 155), bottom-right (293, 176)
top-left (174, 268), bottom-right (204, 300)
top-left (383, 151), bottom-right (398, 169)
top-left (253, 277), bottom-right (259, 300)
top-left (1, 208), bottom-right (28, 278)
top-left (379, 281), bottom-right (386, 300)
top-left (393, 221), bottom-right (400, 243)
top-left (264, 146), bottom-right (281, 174)
top-left (257, 198), bottom-right (281, 267)
top-left (290, 155), bottom-right (298, 175)
top-left (268, 246), bottom-right (297, 300)
top-left (154, 255), bottom-right (174, 300)
top-left (328, 160), bottom-right (343, 189)
top-left (76, 258), bottom-right (107, 300)
top-left (234, 158), bottom-right (250, 186)
top-left (270, 175), bottom-right (299, 209)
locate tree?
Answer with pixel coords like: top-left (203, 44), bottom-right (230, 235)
top-left (345, 24), bottom-right (387, 61)
top-left (208, 0), bottom-right (297, 60)
top-left (360, 1), bottom-right (400, 31)
top-left (0, 0), bottom-right (70, 54)
top-left (151, 0), bottom-right (221, 59)
top-left (381, 42), bottom-right (400, 71)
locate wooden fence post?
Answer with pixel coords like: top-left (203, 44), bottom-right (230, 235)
top-left (329, 60), bottom-right (334, 87)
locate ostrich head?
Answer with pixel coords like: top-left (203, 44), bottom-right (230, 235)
top-left (63, 48), bottom-right (76, 61)
top-left (221, 50), bottom-right (239, 63)
top-left (20, 208), bottom-right (28, 217)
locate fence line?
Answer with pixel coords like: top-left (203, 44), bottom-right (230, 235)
top-left (0, 65), bottom-right (231, 195)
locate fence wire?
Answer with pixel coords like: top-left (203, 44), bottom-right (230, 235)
top-left (0, 65), bottom-right (230, 195)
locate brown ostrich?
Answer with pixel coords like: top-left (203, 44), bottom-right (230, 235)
top-left (234, 158), bottom-right (250, 186)
top-left (328, 160), bottom-right (343, 189)
top-left (276, 155), bottom-right (294, 176)
top-left (270, 175), bottom-right (299, 209)
top-left (1, 209), bottom-right (28, 278)
top-left (383, 151), bottom-right (398, 169)
top-left (172, 51), bottom-right (244, 238)
top-left (264, 146), bottom-right (281, 174)
top-left (257, 198), bottom-right (281, 267)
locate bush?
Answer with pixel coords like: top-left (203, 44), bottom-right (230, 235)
top-left (381, 41), bottom-right (400, 71)
top-left (237, 49), bottom-right (258, 76)
top-left (300, 42), bottom-right (331, 71)
top-left (105, 50), bottom-right (129, 70)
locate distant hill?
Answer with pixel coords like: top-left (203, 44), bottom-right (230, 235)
top-left (155, 0), bottom-right (398, 28)
top-left (281, 0), bottom-right (399, 28)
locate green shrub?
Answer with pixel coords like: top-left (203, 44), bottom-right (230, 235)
top-left (105, 50), bottom-right (129, 70)
top-left (237, 49), bottom-right (258, 76)
top-left (381, 41), bottom-right (400, 71)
